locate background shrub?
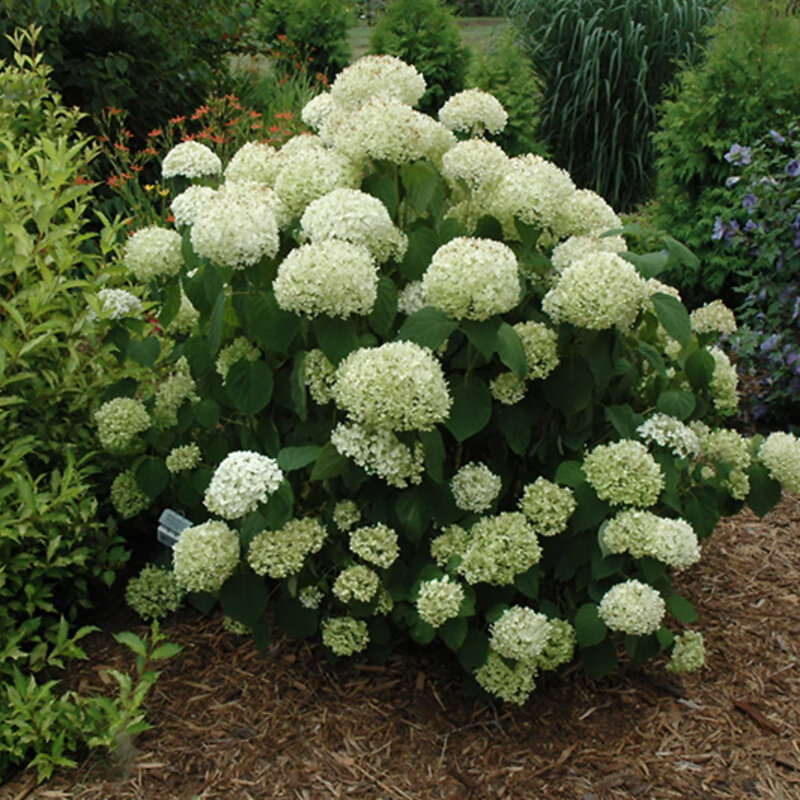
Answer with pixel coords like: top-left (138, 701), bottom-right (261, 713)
top-left (650, 0), bottom-right (800, 304)
top-left (506, 0), bottom-right (717, 210)
top-left (370, 0), bottom-right (470, 114)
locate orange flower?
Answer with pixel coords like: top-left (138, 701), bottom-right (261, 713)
top-left (251, 123), bottom-right (262, 131)
top-left (181, 133), bottom-right (196, 141)
top-left (269, 124), bottom-right (281, 133)
top-left (108, 106), bottom-right (123, 116)
top-left (75, 176), bottom-right (94, 185)
top-left (170, 115), bottom-right (186, 124)
top-left (114, 142), bottom-right (130, 152)
top-left (148, 128), bottom-right (163, 137)
top-left (166, 215), bottom-right (176, 224)
top-left (191, 105), bottom-right (210, 120)
top-left (248, 110), bottom-right (262, 118)
top-left (143, 147), bottom-right (158, 155)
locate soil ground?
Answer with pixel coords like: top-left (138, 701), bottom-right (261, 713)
top-left (3, 495), bottom-right (800, 800)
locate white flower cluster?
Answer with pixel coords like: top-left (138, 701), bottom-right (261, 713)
top-left (598, 579), bottom-right (665, 636)
top-left (333, 564), bottom-right (381, 603)
top-left (709, 347), bottom-right (739, 416)
top-left (636, 413), bottom-right (701, 459)
top-left (602, 509), bottom-right (700, 571)
top-left (110, 470), bottom-right (150, 519)
top-left (95, 397), bottom-right (150, 453)
top-left (330, 55), bottom-right (427, 111)
top-left (333, 342), bottom-right (451, 431)
top-left (583, 440), bottom-right (664, 507)
top-left (126, 564), bottom-right (183, 622)
top-left (247, 517), bottom-right (327, 579)
top-left (474, 649), bottom-right (537, 705)
top-left (173, 520), bottom-right (240, 593)
top-left (274, 240), bottom-right (378, 319)
top-left (124, 227), bottom-right (183, 282)
top-left (165, 443), bottom-right (201, 474)
top-left (513, 321), bottom-right (560, 379)
top-left (299, 585), bottom-right (325, 610)
top-left (422, 237), bottom-right (520, 321)
top-left (216, 337), bottom-right (259, 384)
top-left (301, 93), bottom-right (337, 132)
top-left (203, 451), bottom-right (283, 519)
top-left (535, 618), bottom-right (577, 671)
top-left (550, 234), bottom-right (627, 273)
top-left (321, 616), bottom-right (370, 656)
top-left (224, 142), bottom-right (278, 184)
top-left (450, 462), bottom-right (502, 513)
top-left (171, 185), bottom-right (216, 228)
top-left (303, 349), bottom-right (337, 404)
top-left (518, 477), bottom-right (576, 537)
top-left (333, 499), bottom-right (361, 532)
top-left (441, 139), bottom-right (508, 192)
top-left (457, 512), bottom-right (542, 586)
top-left (758, 431), bottom-right (800, 493)
top-left (300, 189), bottom-right (407, 263)
top-left (331, 422), bottom-right (425, 488)
top-left (349, 523), bottom-right (399, 568)
top-left (430, 524), bottom-right (469, 567)
top-left (162, 140), bottom-right (222, 179)
top-left (153, 356), bottom-right (199, 428)
top-left (397, 281), bottom-right (426, 316)
top-left (89, 288), bottom-right (142, 321)
top-left (416, 576), bottom-right (464, 628)
top-left (439, 89), bottom-right (508, 136)
top-left (543, 253), bottom-right (645, 330)
top-left (690, 300), bottom-right (737, 336)
top-left (489, 372), bottom-right (526, 405)
top-left (490, 606), bottom-right (552, 662)
top-left (557, 188), bottom-right (621, 239)
top-left (190, 181), bottom-right (280, 269)
top-left (166, 290), bottom-right (199, 335)
top-left (696, 426), bottom-right (751, 500)
top-left (666, 630), bottom-right (705, 674)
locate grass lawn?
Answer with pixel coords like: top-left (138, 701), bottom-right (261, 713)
top-left (347, 16), bottom-right (509, 60)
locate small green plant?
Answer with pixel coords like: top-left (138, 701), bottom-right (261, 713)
top-left (370, 0), bottom-right (470, 114)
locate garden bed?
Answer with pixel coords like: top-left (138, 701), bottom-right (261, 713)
top-left (5, 496), bottom-right (800, 800)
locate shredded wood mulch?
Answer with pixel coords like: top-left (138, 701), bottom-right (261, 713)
top-left (4, 495), bottom-right (800, 800)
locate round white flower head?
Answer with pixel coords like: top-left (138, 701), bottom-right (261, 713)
top-left (416, 576), bottom-right (465, 628)
top-left (173, 520), bottom-right (239, 593)
top-left (166, 443), bottom-right (202, 474)
top-left (215, 337), bottom-right (259, 384)
top-left (397, 281), bottom-right (426, 315)
top-left (333, 341), bottom-right (452, 431)
top-left (333, 499), bottom-right (361, 532)
top-left (223, 616), bottom-right (249, 635)
top-left (304, 348), bottom-right (337, 405)
top-left (598, 579), bottom-right (665, 636)
top-left (555, 187), bottom-right (621, 240)
top-left (331, 422), bottom-right (425, 488)
top-left (349, 523), bottom-right (399, 568)
top-left (513, 321), bottom-right (559, 379)
top-left (490, 372), bottom-right (527, 405)
top-left (666, 630), bottom-right (705, 674)
top-left (124, 227), bottom-right (183, 282)
top-left (487, 154), bottom-right (576, 235)
top-left (153, 356), bottom-right (198, 429)
top-left (690, 299), bottom-right (738, 336)
top-left (95, 397), bottom-right (150, 454)
top-left (430, 524), bottom-right (469, 567)
top-left (439, 88), bottom-right (508, 135)
top-left (89, 288), bottom-right (142, 321)
top-left (333, 564), bottom-right (381, 604)
top-left (602, 509), bottom-right (700, 571)
top-left (110, 470), bottom-right (150, 519)
top-left (491, 606), bottom-right (552, 662)
top-left (583, 440), bottom-right (664, 507)
top-left (550, 233), bottom-right (627, 273)
top-left (167, 289), bottom-right (200, 336)
top-left (441, 139), bottom-right (509, 193)
top-left (758, 431), bottom-right (800, 493)
top-left (330, 55), bottom-right (426, 111)
top-left (224, 142), bottom-right (278, 184)
top-left (709, 346), bottom-right (739, 417)
top-left (422, 237), bottom-right (520, 321)
top-left (190, 181), bottom-right (280, 268)
top-left (220, 179), bottom-right (289, 227)
top-left (321, 616), bottom-right (370, 656)
top-left (518, 477), bottom-right (576, 536)
top-left (301, 92), bottom-right (337, 132)
top-left (458, 512), bottom-right (542, 586)
top-left (300, 188), bottom-right (407, 263)
top-left (273, 146), bottom-right (360, 219)
top-left (542, 252), bottom-right (646, 330)
top-left (333, 97), bottom-right (452, 165)
top-left (534, 618), bottom-right (576, 671)
top-left (171, 185), bottom-right (217, 228)
top-left (475, 648), bottom-right (537, 705)
top-left (126, 565), bottom-right (183, 622)
top-left (274, 240), bottom-right (378, 319)
top-left (162, 140), bottom-right (222, 179)
top-left (697, 427), bottom-right (751, 500)
top-left (203, 451), bottom-right (283, 519)
top-left (247, 517), bottom-right (327, 579)
top-left (637, 413), bottom-right (701, 459)
top-left (450, 462), bottom-right (502, 513)
top-left (299, 585), bottom-right (324, 610)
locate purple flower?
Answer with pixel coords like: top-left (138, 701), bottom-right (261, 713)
top-left (742, 193), bottom-right (758, 211)
top-left (724, 143), bottom-right (752, 165)
top-left (786, 159), bottom-right (800, 177)
top-left (724, 219), bottom-right (740, 242)
top-left (725, 175), bottom-right (741, 188)
top-left (760, 333), bottom-right (780, 353)
top-left (712, 216), bottom-right (726, 241)
top-left (769, 129), bottom-right (786, 144)
top-left (744, 219), bottom-right (759, 233)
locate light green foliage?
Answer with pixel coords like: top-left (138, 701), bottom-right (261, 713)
top-left (507, 0), bottom-right (718, 210)
top-left (650, 0), bottom-right (800, 304)
top-left (370, 0), bottom-right (470, 114)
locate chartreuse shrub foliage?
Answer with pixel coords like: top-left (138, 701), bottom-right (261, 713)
top-left (506, 0), bottom-right (718, 210)
top-left (102, 54), bottom-right (800, 706)
top-left (650, 0), bottom-right (800, 304)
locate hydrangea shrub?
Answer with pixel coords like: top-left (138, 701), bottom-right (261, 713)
top-left (99, 55), bottom-right (800, 704)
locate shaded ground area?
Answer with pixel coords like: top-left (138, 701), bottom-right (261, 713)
top-left (4, 495), bottom-right (800, 800)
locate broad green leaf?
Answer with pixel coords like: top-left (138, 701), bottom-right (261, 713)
top-left (401, 226), bottom-right (439, 280)
top-left (410, 619), bottom-right (436, 644)
top-left (397, 306), bottom-right (457, 349)
top-left (195, 398), bottom-right (220, 429)
top-left (554, 460), bottom-right (585, 488)
top-left (663, 235), bottom-right (699, 269)
top-left (289, 352), bottom-right (307, 422)
top-left (278, 445), bottom-right (322, 471)
top-left (310, 442), bottom-right (349, 481)
top-left (401, 161), bottom-right (439, 214)
top-left (419, 429), bottom-right (445, 483)
top-left (262, 480), bottom-right (294, 529)
top-left (621, 251), bottom-right (669, 279)
top-left (151, 642), bottom-right (183, 660)
top-left (220, 567), bottom-right (269, 628)
top-left (580, 639), bottom-right (618, 679)
top-left (158, 282), bottom-right (181, 328)
top-left (574, 603), bottom-right (607, 646)
top-left (651, 293), bottom-right (691, 347)
top-left (462, 318), bottom-right (500, 361)
top-left (313, 316), bottom-right (360, 365)
top-left (604, 404), bottom-right (642, 438)
top-left (439, 617), bottom-right (468, 651)
top-left (514, 565), bottom-right (539, 599)
top-left (497, 405), bottom-right (532, 457)
top-left (113, 632), bottom-right (147, 658)
top-left (656, 389), bottom-right (696, 420)
top-left (369, 276), bottom-right (397, 337)
top-left (445, 375), bottom-right (491, 443)
top-left (570, 482), bottom-right (610, 532)
top-left (207, 292), bottom-right (225, 355)
top-left (684, 348), bottom-right (716, 390)
top-left (496, 322), bottom-right (529, 379)
top-left (226, 360), bottom-right (273, 416)
top-left (248, 291), bottom-right (300, 354)
top-left (457, 629), bottom-right (489, 671)
top-left (127, 336), bottom-right (160, 367)
top-left (274, 597), bottom-right (318, 639)
top-left (746, 464), bottom-right (782, 518)
top-left (543, 357), bottom-right (593, 415)
top-left (665, 593), bottom-right (697, 623)
top-left (363, 172), bottom-right (399, 219)
top-left (135, 457), bottom-right (169, 499)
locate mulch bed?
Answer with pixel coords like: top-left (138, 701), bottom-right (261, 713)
top-left (4, 495), bottom-right (800, 800)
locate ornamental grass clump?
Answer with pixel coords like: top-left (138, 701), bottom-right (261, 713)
top-left (101, 54), bottom-right (799, 704)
